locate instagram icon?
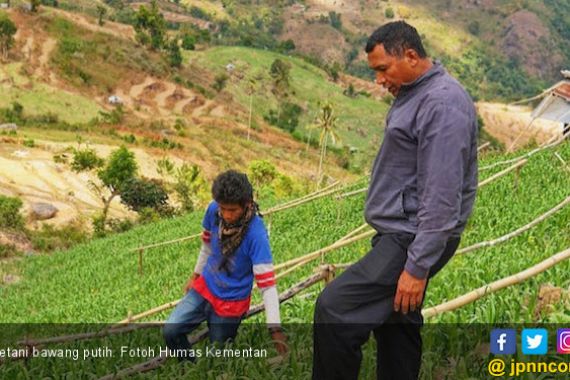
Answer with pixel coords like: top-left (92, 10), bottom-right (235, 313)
top-left (557, 329), bottom-right (570, 354)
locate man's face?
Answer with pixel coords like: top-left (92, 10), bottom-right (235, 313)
top-left (218, 202), bottom-right (246, 224)
top-left (367, 44), bottom-right (415, 97)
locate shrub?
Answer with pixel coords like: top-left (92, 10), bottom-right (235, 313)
top-left (71, 148), bottom-right (104, 172)
top-left (248, 160), bottom-right (278, 190)
top-left (0, 195), bottom-right (24, 230)
top-left (385, 7), bottom-right (395, 18)
top-left (119, 177), bottom-right (169, 213)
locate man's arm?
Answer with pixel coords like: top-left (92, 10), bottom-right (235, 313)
top-left (254, 263), bottom-right (288, 355)
top-left (395, 100), bottom-right (473, 313)
top-left (184, 230), bottom-right (212, 293)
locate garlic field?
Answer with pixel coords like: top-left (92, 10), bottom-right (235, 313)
top-left (0, 140), bottom-right (569, 379)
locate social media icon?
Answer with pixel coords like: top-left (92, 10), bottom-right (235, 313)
top-left (557, 329), bottom-right (570, 354)
top-left (490, 329), bottom-right (516, 355)
top-left (522, 329), bottom-right (548, 354)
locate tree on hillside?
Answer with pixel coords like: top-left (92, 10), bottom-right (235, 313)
top-left (96, 5), bottom-right (107, 26)
top-left (312, 103), bottom-right (341, 189)
top-left (134, 0), bottom-right (166, 50)
top-left (30, 0), bottom-right (40, 12)
top-left (167, 39), bottom-right (182, 68)
top-left (269, 58), bottom-right (291, 99)
top-left (0, 13), bottom-right (17, 61)
top-left (90, 146), bottom-right (137, 231)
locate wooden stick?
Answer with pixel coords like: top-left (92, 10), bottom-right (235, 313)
top-left (274, 229), bottom-right (375, 272)
top-left (478, 159), bottom-right (527, 187)
top-left (114, 300), bottom-right (181, 327)
top-left (335, 187), bottom-right (367, 200)
top-left (423, 247), bottom-right (570, 318)
top-left (480, 134), bottom-right (563, 171)
top-left (456, 195), bottom-right (570, 255)
top-left (138, 249), bottom-right (143, 276)
top-left (477, 142), bottom-right (491, 152)
top-left (263, 185), bottom-right (347, 216)
top-left (98, 272), bottom-right (326, 379)
top-left (554, 152), bottom-right (570, 173)
top-left (18, 323), bottom-right (163, 347)
top-left (276, 224), bottom-right (370, 279)
top-left (273, 181), bottom-right (340, 209)
top-left (130, 233), bottom-right (201, 252)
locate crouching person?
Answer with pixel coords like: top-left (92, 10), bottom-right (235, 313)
top-left (163, 170), bottom-right (287, 362)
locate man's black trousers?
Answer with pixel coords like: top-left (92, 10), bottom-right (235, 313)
top-left (312, 232), bottom-right (461, 380)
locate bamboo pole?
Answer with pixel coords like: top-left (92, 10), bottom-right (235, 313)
top-left (263, 184), bottom-right (346, 216)
top-left (274, 229), bottom-right (375, 272)
top-left (456, 195), bottom-right (570, 255)
top-left (423, 247), bottom-right (570, 318)
top-left (273, 181), bottom-right (340, 209)
top-left (276, 223), bottom-right (370, 279)
top-left (98, 271), bottom-right (326, 379)
top-left (478, 159), bottom-right (527, 188)
top-left (114, 300), bottom-right (181, 327)
top-left (130, 233), bottom-right (201, 252)
top-left (477, 142), bottom-right (491, 152)
top-left (555, 152), bottom-right (570, 173)
top-left (480, 134), bottom-right (563, 171)
top-left (335, 187), bottom-right (367, 200)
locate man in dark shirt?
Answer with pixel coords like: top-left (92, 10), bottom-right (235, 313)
top-left (312, 21), bottom-right (478, 380)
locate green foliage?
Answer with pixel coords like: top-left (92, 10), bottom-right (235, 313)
top-left (0, 195), bottom-right (24, 230)
top-left (167, 39), bottom-right (182, 68)
top-left (0, 12), bottom-right (17, 60)
top-left (98, 105), bottom-right (124, 125)
top-left (189, 6), bottom-right (211, 21)
top-left (98, 146), bottom-right (137, 191)
top-left (172, 163), bottom-right (207, 213)
top-left (71, 148), bottom-right (104, 172)
top-left (181, 33), bottom-right (195, 50)
top-left (119, 177), bottom-right (169, 213)
top-left (248, 160), bottom-right (278, 190)
top-left (31, 0), bottom-right (41, 12)
top-left (467, 20), bottom-right (480, 36)
top-left (385, 7), bottom-right (395, 18)
top-left (30, 222), bottom-right (88, 252)
top-left (213, 73), bottom-right (229, 92)
top-left (134, 0), bottom-right (167, 50)
top-left (264, 101), bottom-right (302, 133)
top-left (269, 58), bottom-right (291, 98)
top-left (22, 138), bottom-right (35, 148)
top-left (96, 5), bottom-right (107, 26)
top-left (0, 101), bottom-right (24, 123)
top-left (328, 11), bottom-right (342, 30)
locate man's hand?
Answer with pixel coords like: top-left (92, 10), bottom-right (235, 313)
top-left (183, 273), bottom-right (200, 294)
top-left (270, 329), bottom-right (288, 356)
top-left (394, 270), bottom-right (427, 314)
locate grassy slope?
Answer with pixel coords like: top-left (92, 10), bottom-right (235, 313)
top-left (0, 63), bottom-right (101, 124)
top-left (186, 46), bottom-right (388, 165)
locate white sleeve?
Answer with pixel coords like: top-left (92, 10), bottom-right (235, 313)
top-left (260, 285), bottom-right (281, 327)
top-left (194, 242), bottom-right (211, 274)
top-left (254, 263), bottom-right (281, 327)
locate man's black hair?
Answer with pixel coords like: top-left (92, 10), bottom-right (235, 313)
top-left (365, 21), bottom-right (427, 58)
top-left (212, 170), bottom-right (253, 206)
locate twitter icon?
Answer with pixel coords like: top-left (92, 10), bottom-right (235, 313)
top-left (522, 329), bottom-right (548, 355)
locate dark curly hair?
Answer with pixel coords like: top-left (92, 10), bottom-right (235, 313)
top-left (211, 170), bottom-right (254, 206)
top-left (365, 21), bottom-right (427, 58)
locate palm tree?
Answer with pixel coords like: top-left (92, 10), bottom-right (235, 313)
top-left (312, 103), bottom-right (341, 189)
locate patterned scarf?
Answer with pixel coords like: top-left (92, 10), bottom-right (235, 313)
top-left (217, 202), bottom-right (260, 273)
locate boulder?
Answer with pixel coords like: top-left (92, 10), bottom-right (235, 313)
top-left (30, 203), bottom-right (59, 220)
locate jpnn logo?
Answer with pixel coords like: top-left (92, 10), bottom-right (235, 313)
top-left (490, 329), bottom-right (516, 355)
top-left (522, 329), bottom-right (548, 355)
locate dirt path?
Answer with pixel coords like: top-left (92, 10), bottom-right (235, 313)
top-left (48, 8), bottom-right (135, 41)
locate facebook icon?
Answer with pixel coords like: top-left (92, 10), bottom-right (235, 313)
top-left (491, 329), bottom-right (517, 355)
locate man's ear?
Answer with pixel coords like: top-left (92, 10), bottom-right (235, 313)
top-left (403, 48), bottom-right (420, 67)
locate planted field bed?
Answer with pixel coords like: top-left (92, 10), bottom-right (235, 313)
top-left (1, 141), bottom-right (569, 378)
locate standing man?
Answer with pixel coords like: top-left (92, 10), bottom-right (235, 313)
top-left (313, 21), bottom-right (478, 380)
top-left (163, 170), bottom-right (287, 361)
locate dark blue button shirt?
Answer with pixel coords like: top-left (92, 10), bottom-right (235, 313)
top-left (364, 62), bottom-right (478, 278)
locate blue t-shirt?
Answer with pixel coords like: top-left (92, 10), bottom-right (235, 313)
top-left (201, 201), bottom-right (273, 301)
